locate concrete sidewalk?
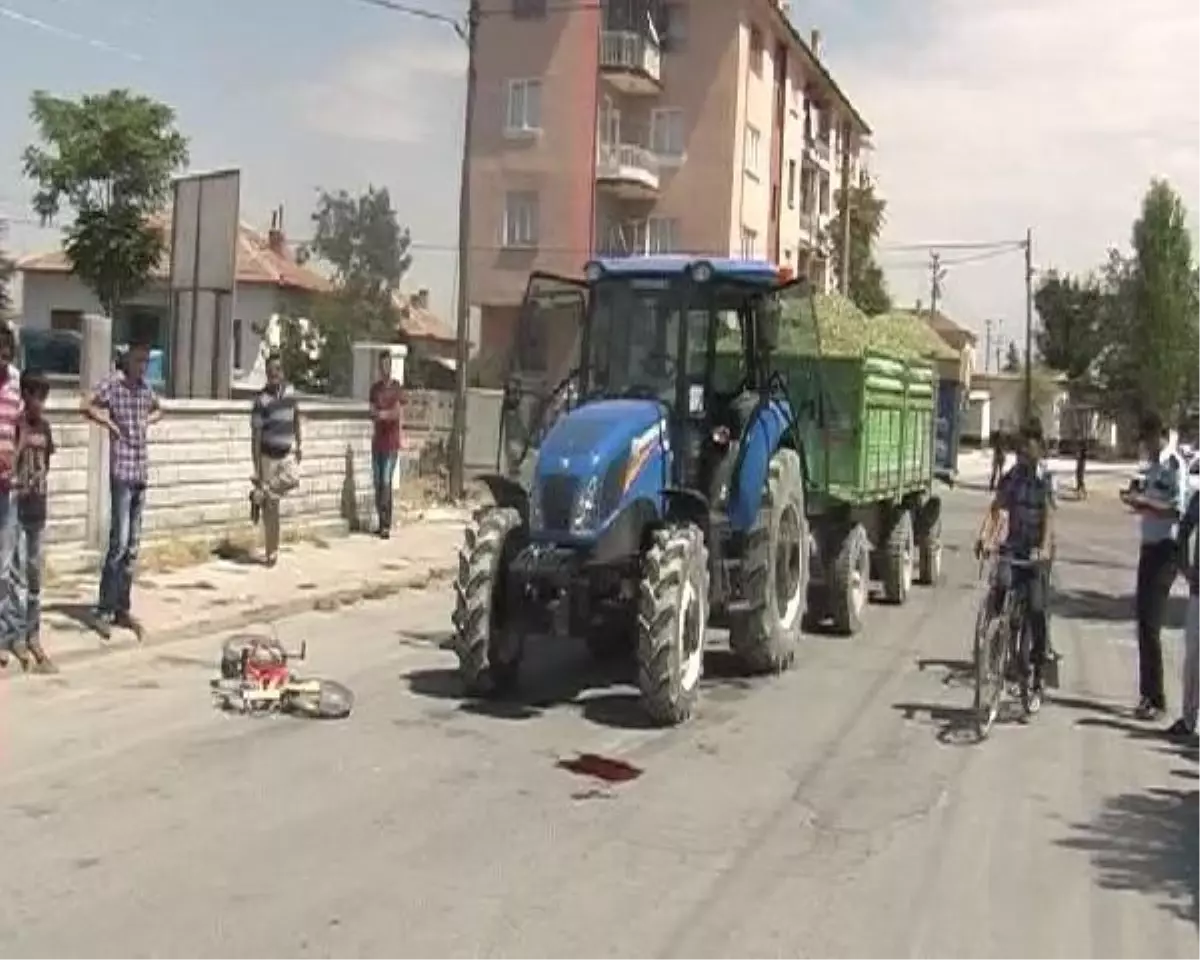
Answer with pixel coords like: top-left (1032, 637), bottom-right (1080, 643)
top-left (5, 511), bottom-right (468, 674)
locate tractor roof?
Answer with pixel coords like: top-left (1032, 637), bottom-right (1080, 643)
top-left (588, 256), bottom-right (782, 284)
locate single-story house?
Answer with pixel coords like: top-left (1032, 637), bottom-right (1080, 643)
top-left (393, 288), bottom-right (457, 388)
top-left (16, 217), bottom-right (329, 382)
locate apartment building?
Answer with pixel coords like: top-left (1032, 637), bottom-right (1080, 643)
top-left (466, 0), bottom-right (871, 370)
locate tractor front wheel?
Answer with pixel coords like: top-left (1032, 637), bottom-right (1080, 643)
top-left (452, 506), bottom-right (525, 696)
top-left (637, 524), bottom-right (709, 726)
top-left (729, 448), bottom-right (808, 673)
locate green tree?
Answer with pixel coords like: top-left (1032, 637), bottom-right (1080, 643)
top-left (826, 175), bottom-right (892, 316)
top-left (287, 186), bottom-right (414, 391)
top-left (1033, 270), bottom-right (1104, 383)
top-left (22, 89), bottom-right (189, 319)
top-left (1124, 179), bottom-right (1198, 421)
top-left (0, 221), bottom-right (14, 317)
top-left (1003, 341), bottom-right (1022, 372)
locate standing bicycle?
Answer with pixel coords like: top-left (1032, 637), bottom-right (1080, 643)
top-left (972, 418), bottom-right (1057, 735)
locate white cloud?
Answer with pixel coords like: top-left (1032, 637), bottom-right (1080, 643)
top-left (828, 0), bottom-right (1200, 336)
top-left (293, 33), bottom-right (466, 145)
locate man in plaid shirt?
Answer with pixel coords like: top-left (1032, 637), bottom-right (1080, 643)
top-left (0, 323), bottom-right (23, 667)
top-left (82, 340), bottom-right (162, 638)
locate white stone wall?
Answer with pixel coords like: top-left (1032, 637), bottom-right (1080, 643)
top-left (41, 390), bottom-right (454, 557)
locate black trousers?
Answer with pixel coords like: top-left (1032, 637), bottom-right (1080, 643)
top-left (989, 563), bottom-right (1050, 668)
top-left (1136, 539), bottom-right (1178, 707)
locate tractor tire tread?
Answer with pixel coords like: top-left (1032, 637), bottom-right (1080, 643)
top-left (729, 449), bottom-right (807, 674)
top-left (452, 505), bottom-right (522, 696)
top-left (637, 524), bottom-right (707, 726)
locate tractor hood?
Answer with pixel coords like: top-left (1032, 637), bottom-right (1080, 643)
top-left (536, 399), bottom-right (665, 477)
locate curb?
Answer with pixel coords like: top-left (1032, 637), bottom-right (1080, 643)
top-left (16, 560), bottom-right (459, 675)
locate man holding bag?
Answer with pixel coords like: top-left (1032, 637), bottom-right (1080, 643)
top-left (251, 353), bottom-right (301, 567)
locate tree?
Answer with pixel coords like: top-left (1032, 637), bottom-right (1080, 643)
top-left (287, 186), bottom-right (414, 391)
top-left (22, 89), bottom-right (189, 319)
top-left (1003, 341), bottom-right (1022, 372)
top-left (826, 175), bottom-right (892, 316)
top-left (1124, 179), bottom-right (1198, 421)
top-left (0, 221), bottom-right (13, 317)
top-left (1033, 270), bottom-right (1104, 383)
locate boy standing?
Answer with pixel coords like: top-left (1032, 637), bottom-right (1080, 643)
top-left (368, 350), bottom-right (403, 538)
top-left (9, 370), bottom-right (57, 672)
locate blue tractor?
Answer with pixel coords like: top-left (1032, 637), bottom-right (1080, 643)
top-left (452, 256), bottom-right (814, 726)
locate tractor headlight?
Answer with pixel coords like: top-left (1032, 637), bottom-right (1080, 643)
top-left (690, 261), bottom-right (714, 283)
top-left (570, 475), bottom-right (601, 533)
top-left (584, 260), bottom-right (605, 283)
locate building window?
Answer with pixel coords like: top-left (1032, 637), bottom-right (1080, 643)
top-left (512, 0), bottom-right (546, 18)
top-left (646, 217), bottom-right (679, 254)
top-left (663, 2), bottom-right (687, 50)
top-left (503, 191), bottom-right (539, 248)
top-left (743, 124), bottom-right (761, 177)
top-left (505, 78), bottom-right (542, 135)
top-left (233, 317), bottom-right (244, 370)
top-left (749, 26), bottom-right (763, 75)
top-left (787, 159), bottom-right (796, 208)
top-left (740, 227), bottom-right (758, 259)
top-left (819, 175), bottom-right (830, 215)
top-left (650, 108), bottom-right (685, 161)
top-left (49, 309), bottom-right (83, 332)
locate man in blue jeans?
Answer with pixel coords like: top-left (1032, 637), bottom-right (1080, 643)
top-left (0, 323), bottom-right (23, 667)
top-left (368, 350), bottom-right (403, 538)
top-left (82, 341), bottom-right (161, 639)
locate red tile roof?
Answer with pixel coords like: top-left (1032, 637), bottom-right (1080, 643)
top-left (394, 291), bottom-right (455, 344)
top-left (17, 219), bottom-right (330, 293)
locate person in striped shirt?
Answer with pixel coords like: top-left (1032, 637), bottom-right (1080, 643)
top-left (0, 323), bottom-right (25, 667)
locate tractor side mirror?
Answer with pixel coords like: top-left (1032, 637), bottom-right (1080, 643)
top-left (759, 300), bottom-right (781, 354)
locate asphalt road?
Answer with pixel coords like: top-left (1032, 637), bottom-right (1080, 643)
top-left (1, 487), bottom-right (1195, 958)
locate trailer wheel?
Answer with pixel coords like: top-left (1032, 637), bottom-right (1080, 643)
top-left (880, 510), bottom-right (915, 604)
top-left (917, 513), bottom-right (943, 586)
top-left (452, 506), bottom-right (524, 696)
top-left (829, 523), bottom-right (870, 636)
top-left (637, 524), bottom-right (709, 726)
top-left (729, 448), bottom-right (807, 673)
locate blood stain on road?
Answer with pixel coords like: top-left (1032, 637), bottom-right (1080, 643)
top-left (556, 753), bottom-right (643, 784)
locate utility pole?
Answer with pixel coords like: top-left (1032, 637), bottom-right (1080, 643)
top-left (1023, 226), bottom-right (1034, 422)
top-left (353, 0), bottom-right (480, 501)
top-left (838, 122), bottom-right (852, 295)
top-left (928, 250), bottom-right (945, 320)
top-left (984, 318), bottom-right (994, 373)
top-left (448, 0), bottom-right (480, 501)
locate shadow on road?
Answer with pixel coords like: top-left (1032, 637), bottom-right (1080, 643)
top-left (1052, 589), bottom-right (1186, 628)
top-left (402, 642), bottom-right (756, 730)
top-left (1057, 786), bottom-right (1199, 927)
top-left (916, 657), bottom-right (975, 689)
top-left (891, 700), bottom-right (985, 746)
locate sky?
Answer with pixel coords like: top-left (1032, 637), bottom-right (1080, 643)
top-left (0, 0), bottom-right (1197, 351)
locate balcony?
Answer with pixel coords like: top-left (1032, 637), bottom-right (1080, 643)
top-left (600, 30), bottom-right (662, 94)
top-left (798, 209), bottom-right (818, 241)
top-left (805, 133), bottom-right (832, 167)
top-left (595, 143), bottom-right (660, 199)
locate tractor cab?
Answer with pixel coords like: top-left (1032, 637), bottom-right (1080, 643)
top-left (499, 257), bottom-right (812, 534)
top-left (461, 257), bottom-right (817, 727)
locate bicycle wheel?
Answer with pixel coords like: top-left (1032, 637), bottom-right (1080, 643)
top-left (284, 679), bottom-right (354, 719)
top-left (974, 614), bottom-right (1007, 741)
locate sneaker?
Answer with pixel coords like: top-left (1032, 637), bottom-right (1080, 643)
top-left (1165, 718), bottom-right (1197, 740)
top-left (381, 528), bottom-right (391, 540)
top-left (1026, 676), bottom-right (1044, 715)
top-left (1134, 699), bottom-right (1166, 721)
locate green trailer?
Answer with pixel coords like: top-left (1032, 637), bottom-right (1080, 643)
top-left (717, 290), bottom-right (946, 635)
top-left (779, 349), bottom-right (943, 633)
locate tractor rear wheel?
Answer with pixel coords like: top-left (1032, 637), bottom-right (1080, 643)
top-left (828, 523), bottom-right (871, 636)
top-left (637, 524), bottom-right (709, 726)
top-left (880, 509), bottom-right (915, 604)
top-left (452, 506), bottom-right (524, 696)
top-left (729, 448), bottom-right (808, 673)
